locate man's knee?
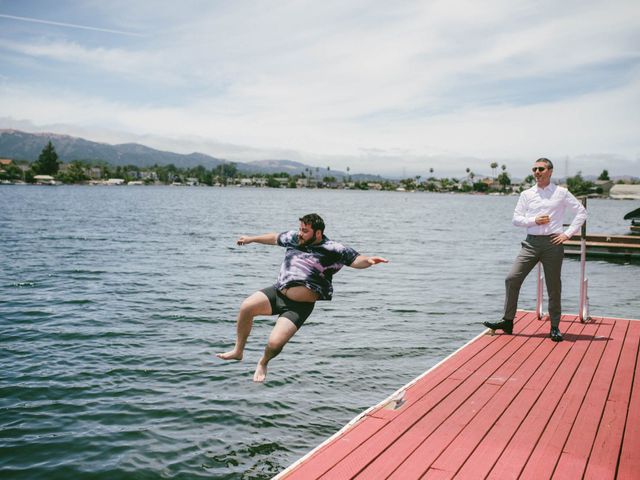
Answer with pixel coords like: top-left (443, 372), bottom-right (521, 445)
top-left (264, 316), bottom-right (297, 359)
top-left (266, 339), bottom-right (284, 357)
top-left (239, 298), bottom-right (256, 315)
top-left (505, 272), bottom-right (524, 289)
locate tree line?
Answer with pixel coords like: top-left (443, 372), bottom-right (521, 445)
top-left (0, 141), bottom-right (625, 196)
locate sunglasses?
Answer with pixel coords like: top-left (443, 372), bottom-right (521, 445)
top-left (532, 166), bottom-right (548, 172)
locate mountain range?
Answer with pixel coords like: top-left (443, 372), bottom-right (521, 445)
top-left (0, 129), bottom-right (377, 179)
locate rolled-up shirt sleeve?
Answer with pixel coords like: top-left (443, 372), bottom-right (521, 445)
top-left (562, 192), bottom-right (587, 238)
top-left (512, 193), bottom-right (537, 228)
top-left (277, 230), bottom-right (298, 247)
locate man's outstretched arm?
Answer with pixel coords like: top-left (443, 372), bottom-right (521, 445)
top-left (349, 255), bottom-right (389, 269)
top-left (237, 233), bottom-right (278, 246)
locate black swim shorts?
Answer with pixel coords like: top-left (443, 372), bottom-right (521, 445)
top-left (260, 285), bottom-right (315, 329)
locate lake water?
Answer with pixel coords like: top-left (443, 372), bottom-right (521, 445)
top-left (1, 185), bottom-right (638, 479)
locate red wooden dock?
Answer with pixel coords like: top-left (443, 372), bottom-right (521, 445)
top-left (274, 311), bottom-right (640, 479)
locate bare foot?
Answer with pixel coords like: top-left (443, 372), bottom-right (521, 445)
top-left (253, 362), bottom-right (268, 382)
top-left (216, 350), bottom-right (243, 361)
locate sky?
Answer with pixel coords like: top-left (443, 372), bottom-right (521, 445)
top-left (0, 0), bottom-right (639, 178)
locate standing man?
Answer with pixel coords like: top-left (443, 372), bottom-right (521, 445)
top-left (483, 158), bottom-right (587, 342)
top-left (217, 213), bottom-right (388, 382)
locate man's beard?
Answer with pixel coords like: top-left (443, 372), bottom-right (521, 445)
top-left (299, 236), bottom-right (310, 246)
top-left (298, 232), bottom-right (316, 246)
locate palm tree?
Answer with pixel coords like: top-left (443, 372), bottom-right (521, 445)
top-left (490, 162), bottom-right (498, 179)
top-left (498, 164), bottom-right (510, 192)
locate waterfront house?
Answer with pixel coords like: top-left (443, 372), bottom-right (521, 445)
top-left (33, 175), bottom-right (56, 185)
top-left (610, 184), bottom-right (640, 200)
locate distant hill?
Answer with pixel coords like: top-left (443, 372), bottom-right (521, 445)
top-left (245, 159), bottom-right (378, 180)
top-left (0, 129), bottom-right (228, 169)
top-left (247, 159), bottom-right (314, 174)
top-left (0, 129), bottom-right (384, 180)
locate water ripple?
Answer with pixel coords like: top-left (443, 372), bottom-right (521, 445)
top-left (1, 186), bottom-right (638, 479)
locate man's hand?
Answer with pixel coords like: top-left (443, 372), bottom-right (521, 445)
top-left (236, 233), bottom-right (278, 246)
top-left (350, 255), bottom-right (389, 269)
top-left (535, 215), bottom-right (550, 225)
top-left (550, 233), bottom-right (569, 245)
top-left (237, 235), bottom-right (252, 245)
top-left (367, 256), bottom-right (389, 265)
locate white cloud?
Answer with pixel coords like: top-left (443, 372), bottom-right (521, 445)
top-left (0, 0), bottom-right (638, 177)
top-left (1, 39), bottom-right (186, 86)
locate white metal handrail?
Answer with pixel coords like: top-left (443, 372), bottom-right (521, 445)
top-left (536, 262), bottom-right (544, 320)
top-left (578, 197), bottom-right (590, 323)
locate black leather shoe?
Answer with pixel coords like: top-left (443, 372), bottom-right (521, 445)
top-left (550, 327), bottom-right (563, 342)
top-left (483, 319), bottom-right (513, 334)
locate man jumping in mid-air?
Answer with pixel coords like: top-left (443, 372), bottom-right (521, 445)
top-left (217, 213), bottom-right (388, 382)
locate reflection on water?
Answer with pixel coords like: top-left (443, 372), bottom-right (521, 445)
top-left (1, 186), bottom-right (638, 479)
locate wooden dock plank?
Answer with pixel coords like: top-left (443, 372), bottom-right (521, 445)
top-left (420, 467), bottom-right (452, 480)
top-left (486, 320), bottom-right (594, 479)
top-left (518, 319), bottom-right (617, 480)
top-left (359, 327), bottom-right (546, 480)
top-left (278, 320), bottom-right (528, 480)
top-left (368, 312), bottom-right (539, 421)
top-left (600, 320), bottom-right (640, 480)
top-left (356, 384), bottom-right (500, 480)
top-left (552, 319), bottom-right (628, 478)
top-left (317, 378), bottom-right (464, 479)
top-left (319, 315), bottom-right (540, 479)
top-left (366, 313), bottom-right (533, 423)
top-left (584, 319), bottom-right (639, 479)
top-left (425, 319), bottom-right (558, 477)
top-left (276, 314), bottom-right (640, 480)
top-left (311, 314), bottom-right (541, 479)
top-left (564, 240), bottom-right (640, 249)
top-left (282, 415), bottom-right (389, 480)
top-left (382, 318), bottom-right (552, 479)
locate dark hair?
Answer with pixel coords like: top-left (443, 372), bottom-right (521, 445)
top-left (536, 158), bottom-right (554, 169)
top-left (299, 213), bottom-right (325, 233)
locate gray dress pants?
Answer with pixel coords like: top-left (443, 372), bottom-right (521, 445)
top-left (503, 235), bottom-right (564, 328)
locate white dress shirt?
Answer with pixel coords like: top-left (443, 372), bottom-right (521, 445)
top-left (512, 183), bottom-right (587, 237)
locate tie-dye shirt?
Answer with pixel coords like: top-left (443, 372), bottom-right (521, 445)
top-left (275, 230), bottom-right (360, 300)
